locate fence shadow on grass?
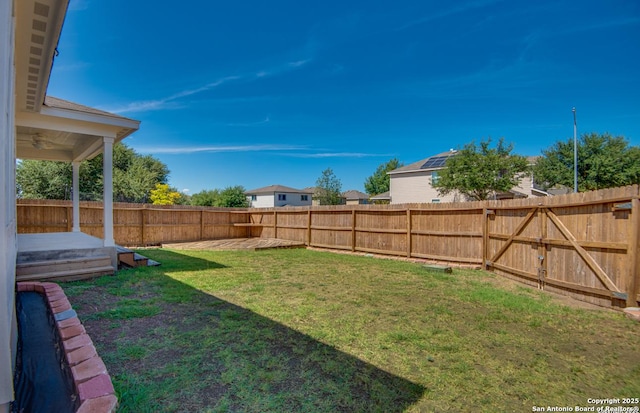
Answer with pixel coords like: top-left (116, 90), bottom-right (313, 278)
top-left (75, 249), bottom-right (426, 412)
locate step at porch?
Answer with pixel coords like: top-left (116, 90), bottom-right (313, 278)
top-left (16, 255), bottom-right (115, 282)
top-left (117, 246), bottom-right (159, 268)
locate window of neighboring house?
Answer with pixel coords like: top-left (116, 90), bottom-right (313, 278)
top-left (431, 171), bottom-right (440, 185)
top-left (432, 199), bottom-right (441, 203)
top-left (301, 195), bottom-right (308, 201)
top-left (251, 195), bottom-right (257, 201)
top-left (278, 194), bottom-right (287, 201)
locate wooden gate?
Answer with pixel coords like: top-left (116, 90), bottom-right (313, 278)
top-left (484, 189), bottom-right (639, 308)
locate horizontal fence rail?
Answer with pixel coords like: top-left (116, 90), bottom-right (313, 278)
top-left (17, 185), bottom-right (640, 308)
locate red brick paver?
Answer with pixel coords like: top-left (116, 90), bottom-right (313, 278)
top-left (77, 374), bottom-right (115, 401)
top-left (63, 333), bottom-right (93, 352)
top-left (76, 394), bottom-right (118, 413)
top-left (66, 344), bottom-right (97, 367)
top-left (57, 316), bottom-right (81, 329)
top-left (50, 299), bottom-right (72, 313)
top-left (72, 356), bottom-right (108, 383)
top-left (60, 323), bottom-right (86, 340)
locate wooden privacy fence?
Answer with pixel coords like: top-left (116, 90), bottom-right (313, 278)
top-left (17, 185), bottom-right (640, 308)
top-left (16, 200), bottom-right (250, 246)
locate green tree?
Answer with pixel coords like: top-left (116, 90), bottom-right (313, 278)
top-left (315, 168), bottom-right (343, 205)
top-left (434, 138), bottom-right (529, 201)
top-left (190, 189), bottom-right (221, 207)
top-left (364, 158), bottom-right (403, 196)
top-left (533, 133), bottom-right (640, 192)
top-left (16, 160), bottom-right (72, 199)
top-left (190, 186), bottom-right (248, 207)
top-left (218, 186), bottom-right (249, 207)
top-left (16, 143), bottom-right (169, 202)
top-left (99, 144), bottom-right (170, 202)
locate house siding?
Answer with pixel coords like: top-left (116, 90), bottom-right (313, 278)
top-left (249, 193), bottom-right (312, 208)
top-left (390, 171), bottom-right (458, 204)
top-left (1, 0), bottom-right (17, 409)
top-left (250, 194), bottom-right (275, 208)
top-left (514, 174), bottom-right (545, 197)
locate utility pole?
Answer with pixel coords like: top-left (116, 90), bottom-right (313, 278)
top-left (573, 107), bottom-right (578, 193)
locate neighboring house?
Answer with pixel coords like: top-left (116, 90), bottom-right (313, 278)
top-left (303, 187), bottom-right (319, 205)
top-left (369, 191), bottom-right (391, 204)
top-left (2, 1), bottom-right (139, 410)
top-left (388, 150), bottom-right (460, 204)
top-left (246, 185), bottom-right (313, 208)
top-left (388, 151), bottom-right (547, 204)
top-left (499, 156), bottom-right (549, 199)
top-left (342, 190), bottom-right (369, 205)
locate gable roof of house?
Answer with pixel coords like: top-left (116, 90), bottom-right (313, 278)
top-left (389, 150), bottom-right (458, 175)
top-left (342, 190), bottom-right (369, 200)
top-left (245, 185), bottom-right (313, 195)
top-left (370, 191), bottom-right (390, 200)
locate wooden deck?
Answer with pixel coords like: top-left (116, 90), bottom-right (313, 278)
top-left (162, 238), bottom-right (306, 251)
top-left (18, 232), bottom-right (105, 252)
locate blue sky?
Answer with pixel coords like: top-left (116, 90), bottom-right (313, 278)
top-left (47, 0), bottom-right (640, 194)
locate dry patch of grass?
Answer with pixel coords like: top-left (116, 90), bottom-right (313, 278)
top-left (64, 248), bottom-right (640, 412)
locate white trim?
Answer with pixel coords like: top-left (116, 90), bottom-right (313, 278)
top-left (0, 0), bottom-right (16, 405)
top-left (72, 161), bottom-right (80, 232)
top-left (16, 111), bottom-right (124, 138)
top-left (40, 105), bottom-right (140, 130)
top-left (102, 137), bottom-right (114, 247)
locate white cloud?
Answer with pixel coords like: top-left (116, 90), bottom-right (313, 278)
top-left (286, 152), bottom-right (389, 158)
top-left (394, 0), bottom-right (504, 32)
top-left (227, 116), bottom-right (271, 127)
top-left (106, 59), bottom-right (311, 115)
top-left (106, 76), bottom-right (240, 114)
top-left (136, 144), bottom-right (306, 155)
top-left (289, 59), bottom-right (311, 68)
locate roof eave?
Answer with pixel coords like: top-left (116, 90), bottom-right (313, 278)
top-left (15, 0), bottom-right (70, 112)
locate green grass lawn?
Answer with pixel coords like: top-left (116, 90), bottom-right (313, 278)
top-left (63, 248), bottom-right (640, 412)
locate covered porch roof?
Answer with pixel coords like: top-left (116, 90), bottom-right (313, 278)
top-left (16, 96), bottom-right (140, 162)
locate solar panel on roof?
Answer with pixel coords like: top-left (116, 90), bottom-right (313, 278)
top-left (421, 155), bottom-right (450, 169)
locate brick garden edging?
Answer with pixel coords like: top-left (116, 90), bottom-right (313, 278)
top-left (16, 282), bottom-right (117, 413)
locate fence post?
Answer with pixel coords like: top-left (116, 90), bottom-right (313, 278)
top-left (307, 209), bottom-right (312, 246)
top-left (406, 209), bottom-right (412, 257)
top-left (66, 206), bottom-right (72, 232)
top-left (538, 205), bottom-right (548, 290)
top-left (627, 197), bottom-right (640, 307)
top-left (273, 210), bottom-right (277, 239)
top-left (200, 210), bottom-right (204, 241)
top-left (482, 208), bottom-right (489, 270)
top-left (141, 207), bottom-right (146, 246)
top-left (351, 209), bottom-right (356, 252)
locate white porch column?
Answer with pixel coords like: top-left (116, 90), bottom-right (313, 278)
top-left (102, 137), bottom-right (115, 246)
top-left (72, 161), bottom-right (80, 232)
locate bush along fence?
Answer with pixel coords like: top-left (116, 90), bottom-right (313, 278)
top-left (17, 185), bottom-right (640, 309)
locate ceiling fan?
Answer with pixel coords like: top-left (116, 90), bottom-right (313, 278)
top-left (31, 133), bottom-right (55, 150)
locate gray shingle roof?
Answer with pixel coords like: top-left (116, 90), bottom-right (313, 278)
top-left (370, 191), bottom-right (390, 200)
top-left (389, 150), bottom-right (458, 174)
top-left (342, 190), bottom-right (368, 200)
top-left (245, 185), bottom-right (313, 195)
